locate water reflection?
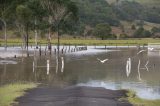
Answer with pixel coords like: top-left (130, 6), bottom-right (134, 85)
top-left (61, 57), bottom-right (64, 73)
top-left (78, 80), bottom-right (160, 100)
top-left (126, 58), bottom-right (131, 77)
top-left (47, 60), bottom-right (50, 75)
top-left (0, 46), bottom-right (160, 99)
top-left (0, 60), bottom-right (17, 64)
top-left (138, 60), bottom-right (142, 81)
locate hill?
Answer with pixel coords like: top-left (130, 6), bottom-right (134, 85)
top-left (106, 0), bottom-right (160, 6)
top-left (74, 0), bottom-right (160, 37)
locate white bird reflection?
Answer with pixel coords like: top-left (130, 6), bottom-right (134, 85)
top-left (126, 58), bottom-right (131, 77)
top-left (56, 56), bottom-right (59, 74)
top-left (61, 57), bottom-right (64, 73)
top-left (140, 60), bottom-right (149, 72)
top-left (145, 61), bottom-right (149, 72)
top-left (33, 61), bottom-right (35, 73)
top-left (138, 60), bottom-right (142, 81)
top-left (47, 60), bottom-right (50, 75)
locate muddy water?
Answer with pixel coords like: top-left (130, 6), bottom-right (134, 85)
top-left (0, 46), bottom-right (160, 100)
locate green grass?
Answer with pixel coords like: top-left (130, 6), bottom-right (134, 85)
top-left (0, 38), bottom-right (160, 46)
top-left (122, 90), bottom-right (160, 106)
top-left (0, 82), bottom-right (37, 106)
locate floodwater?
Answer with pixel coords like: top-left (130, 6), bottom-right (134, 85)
top-left (0, 46), bottom-right (160, 100)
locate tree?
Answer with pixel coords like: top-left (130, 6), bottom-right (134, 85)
top-left (134, 27), bottom-right (151, 38)
top-left (16, 5), bottom-right (32, 52)
top-left (27, 0), bottom-right (47, 48)
top-left (134, 27), bottom-right (144, 38)
top-left (93, 23), bottom-right (111, 40)
top-left (41, 0), bottom-right (78, 53)
top-left (83, 26), bottom-right (92, 39)
top-left (0, 0), bottom-right (13, 50)
top-left (131, 25), bottom-right (136, 30)
top-left (151, 27), bottom-right (160, 34)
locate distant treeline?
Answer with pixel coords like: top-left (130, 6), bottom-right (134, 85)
top-left (0, 0), bottom-right (160, 40)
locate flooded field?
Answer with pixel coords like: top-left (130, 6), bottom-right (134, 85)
top-left (0, 46), bottom-right (160, 100)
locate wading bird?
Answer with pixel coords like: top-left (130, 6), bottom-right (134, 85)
top-left (97, 58), bottom-right (108, 64)
top-left (148, 48), bottom-right (154, 51)
top-left (137, 50), bottom-right (146, 55)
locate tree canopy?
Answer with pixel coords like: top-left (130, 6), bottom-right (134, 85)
top-left (93, 23), bottom-right (112, 40)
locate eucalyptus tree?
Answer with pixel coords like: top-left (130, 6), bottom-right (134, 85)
top-left (41, 0), bottom-right (78, 52)
top-left (16, 4), bottom-right (33, 51)
top-left (0, 0), bottom-right (12, 49)
top-left (94, 23), bottom-right (112, 40)
top-left (27, 0), bottom-right (47, 48)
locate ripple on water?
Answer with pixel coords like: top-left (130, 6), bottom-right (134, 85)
top-left (0, 60), bottom-right (18, 64)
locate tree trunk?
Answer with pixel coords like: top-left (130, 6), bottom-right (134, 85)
top-left (26, 24), bottom-right (29, 56)
top-left (34, 18), bottom-right (38, 48)
top-left (4, 21), bottom-right (7, 50)
top-left (48, 16), bottom-right (52, 52)
top-left (57, 24), bottom-right (60, 55)
top-left (101, 37), bottom-right (104, 40)
top-left (1, 19), bottom-right (7, 50)
top-left (48, 27), bottom-right (52, 51)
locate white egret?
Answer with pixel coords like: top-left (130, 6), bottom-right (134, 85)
top-left (148, 48), bottom-right (154, 51)
top-left (97, 58), bottom-right (108, 64)
top-left (137, 50), bottom-right (146, 55)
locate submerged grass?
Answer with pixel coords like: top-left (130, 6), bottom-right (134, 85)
top-left (0, 82), bottom-right (37, 106)
top-left (125, 90), bottom-right (160, 106)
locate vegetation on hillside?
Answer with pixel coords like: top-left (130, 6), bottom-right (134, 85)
top-left (0, 0), bottom-right (160, 42)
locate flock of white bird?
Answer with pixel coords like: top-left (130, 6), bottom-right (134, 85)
top-left (32, 48), bottom-right (154, 81)
top-left (96, 49), bottom-right (151, 81)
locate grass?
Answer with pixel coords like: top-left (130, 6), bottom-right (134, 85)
top-left (121, 90), bottom-right (160, 106)
top-left (0, 82), bottom-right (37, 106)
top-left (1, 38), bottom-right (160, 46)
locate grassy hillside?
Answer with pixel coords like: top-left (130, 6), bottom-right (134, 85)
top-left (120, 20), bottom-right (160, 36)
top-left (106, 0), bottom-right (160, 6)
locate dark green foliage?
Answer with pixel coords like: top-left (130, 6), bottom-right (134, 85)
top-left (93, 23), bottom-right (112, 40)
top-left (151, 27), bottom-right (160, 34)
top-left (120, 34), bottom-right (128, 38)
top-left (113, 1), bottom-right (160, 24)
top-left (75, 0), bottom-right (120, 27)
top-left (113, 1), bottom-right (144, 21)
top-left (134, 27), bottom-right (151, 38)
top-left (0, 0), bottom-right (160, 39)
top-left (131, 25), bottom-right (136, 30)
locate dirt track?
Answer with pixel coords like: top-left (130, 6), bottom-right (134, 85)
top-left (15, 86), bottom-right (132, 106)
